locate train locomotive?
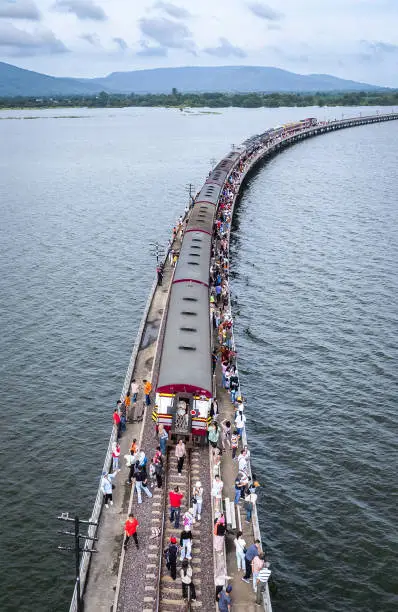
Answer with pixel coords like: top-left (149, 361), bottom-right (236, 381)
top-left (155, 151), bottom-right (240, 441)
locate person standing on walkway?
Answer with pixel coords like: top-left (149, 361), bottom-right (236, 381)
top-left (123, 514), bottom-right (139, 550)
top-left (143, 379), bottom-right (152, 406)
top-left (130, 379), bottom-right (138, 406)
top-left (256, 561), bottom-right (272, 604)
top-left (229, 371), bottom-right (239, 404)
top-left (158, 424), bottom-right (168, 455)
top-left (113, 406), bottom-right (121, 439)
top-left (112, 441), bottom-right (121, 472)
top-left (153, 451), bottom-right (163, 488)
top-left (238, 449), bottom-right (249, 474)
top-left (242, 539), bottom-right (261, 583)
top-left (245, 488), bottom-right (257, 523)
top-left (101, 471), bottom-right (116, 508)
top-left (231, 429), bottom-right (239, 460)
top-left (165, 536), bottom-right (179, 580)
top-left (123, 392), bottom-right (130, 428)
top-left (134, 463), bottom-right (153, 504)
top-left (221, 419), bottom-right (231, 450)
top-left (169, 486), bottom-right (184, 528)
top-left (211, 474), bottom-right (224, 513)
top-left (218, 584), bottom-right (232, 611)
top-left (208, 421), bottom-right (220, 449)
top-left (252, 552), bottom-right (265, 593)
top-left (214, 514), bottom-right (227, 553)
top-left (192, 480), bottom-right (203, 521)
top-left (175, 439), bottom-right (186, 474)
top-left (183, 507), bottom-right (195, 529)
top-left (180, 559), bottom-right (196, 602)
top-left (234, 530), bottom-right (247, 571)
top-left (235, 410), bottom-right (246, 439)
top-left (180, 527), bottom-right (193, 560)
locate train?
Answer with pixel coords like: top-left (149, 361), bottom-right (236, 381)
top-left (154, 117), bottom-right (318, 440)
top-left (154, 151), bottom-right (240, 439)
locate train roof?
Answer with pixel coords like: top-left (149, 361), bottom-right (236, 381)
top-left (195, 181), bottom-right (222, 206)
top-left (185, 200), bottom-right (216, 235)
top-left (157, 281), bottom-right (212, 397)
top-left (173, 230), bottom-right (211, 287)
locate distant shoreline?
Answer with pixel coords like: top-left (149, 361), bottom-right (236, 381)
top-left (1, 90), bottom-right (397, 111)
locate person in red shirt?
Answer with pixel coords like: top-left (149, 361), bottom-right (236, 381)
top-left (169, 486), bottom-right (184, 528)
top-left (113, 408), bottom-right (121, 439)
top-left (124, 513), bottom-right (139, 550)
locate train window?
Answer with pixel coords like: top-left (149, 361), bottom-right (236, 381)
top-left (183, 297), bottom-right (198, 302)
top-left (181, 311), bottom-right (197, 315)
top-left (179, 346), bottom-right (196, 351)
top-left (180, 327), bottom-right (197, 332)
top-left (189, 253), bottom-right (200, 257)
top-left (192, 238), bottom-right (202, 242)
top-left (190, 246), bottom-right (201, 249)
top-left (188, 261), bottom-right (199, 265)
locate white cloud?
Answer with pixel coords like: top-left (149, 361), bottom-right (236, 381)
top-left (1, 0), bottom-right (397, 86)
top-left (52, 0), bottom-right (107, 21)
top-left (0, 0), bottom-right (41, 20)
top-left (0, 20), bottom-right (67, 54)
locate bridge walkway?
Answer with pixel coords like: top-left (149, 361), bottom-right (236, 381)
top-left (84, 237), bottom-right (180, 612)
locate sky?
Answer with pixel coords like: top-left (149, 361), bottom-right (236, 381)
top-left (0, 0), bottom-right (397, 86)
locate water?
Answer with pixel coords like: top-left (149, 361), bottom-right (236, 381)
top-left (0, 107), bottom-right (397, 612)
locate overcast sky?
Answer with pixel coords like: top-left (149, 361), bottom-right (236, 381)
top-left (0, 0), bottom-right (397, 85)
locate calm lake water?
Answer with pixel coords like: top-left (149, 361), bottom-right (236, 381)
top-left (1, 106), bottom-right (397, 612)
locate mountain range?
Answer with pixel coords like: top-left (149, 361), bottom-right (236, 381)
top-left (0, 62), bottom-right (382, 97)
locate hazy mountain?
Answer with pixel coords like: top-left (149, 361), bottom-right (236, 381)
top-left (0, 62), bottom-right (102, 97)
top-left (90, 66), bottom-right (380, 94)
top-left (0, 62), bottom-right (381, 98)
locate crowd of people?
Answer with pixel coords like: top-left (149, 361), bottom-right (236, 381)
top-left (206, 158), bottom-right (273, 608)
top-left (100, 155), bottom-right (273, 608)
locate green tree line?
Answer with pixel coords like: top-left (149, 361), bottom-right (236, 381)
top-left (1, 89), bottom-right (398, 110)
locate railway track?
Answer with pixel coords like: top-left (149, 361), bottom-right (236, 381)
top-left (157, 445), bottom-right (212, 611)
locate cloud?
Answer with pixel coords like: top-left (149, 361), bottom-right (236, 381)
top-left (204, 37), bottom-right (246, 58)
top-left (80, 33), bottom-right (100, 46)
top-left (0, 22), bottom-right (68, 55)
top-left (247, 2), bottom-right (283, 21)
top-left (0, 0), bottom-right (41, 20)
top-left (136, 40), bottom-right (168, 57)
top-left (113, 37), bottom-right (128, 51)
top-left (361, 40), bottom-right (398, 54)
top-left (154, 1), bottom-right (191, 20)
top-left (52, 0), bottom-right (107, 21)
top-left (139, 16), bottom-right (195, 52)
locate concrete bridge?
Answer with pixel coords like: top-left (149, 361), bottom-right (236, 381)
top-left (68, 111), bottom-right (398, 612)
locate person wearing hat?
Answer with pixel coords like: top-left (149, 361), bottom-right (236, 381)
top-left (192, 481), bottom-right (203, 521)
top-left (218, 584), bottom-right (232, 611)
top-left (165, 536), bottom-right (179, 580)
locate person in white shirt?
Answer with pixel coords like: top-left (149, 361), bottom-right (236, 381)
top-left (233, 530), bottom-right (247, 570)
top-left (211, 475), bottom-right (224, 512)
top-left (238, 449), bottom-right (249, 473)
top-left (235, 411), bottom-right (246, 438)
top-left (192, 481), bottom-right (203, 521)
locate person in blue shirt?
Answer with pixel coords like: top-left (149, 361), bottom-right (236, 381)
top-left (242, 539), bottom-right (261, 582)
top-left (218, 584), bottom-right (232, 611)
